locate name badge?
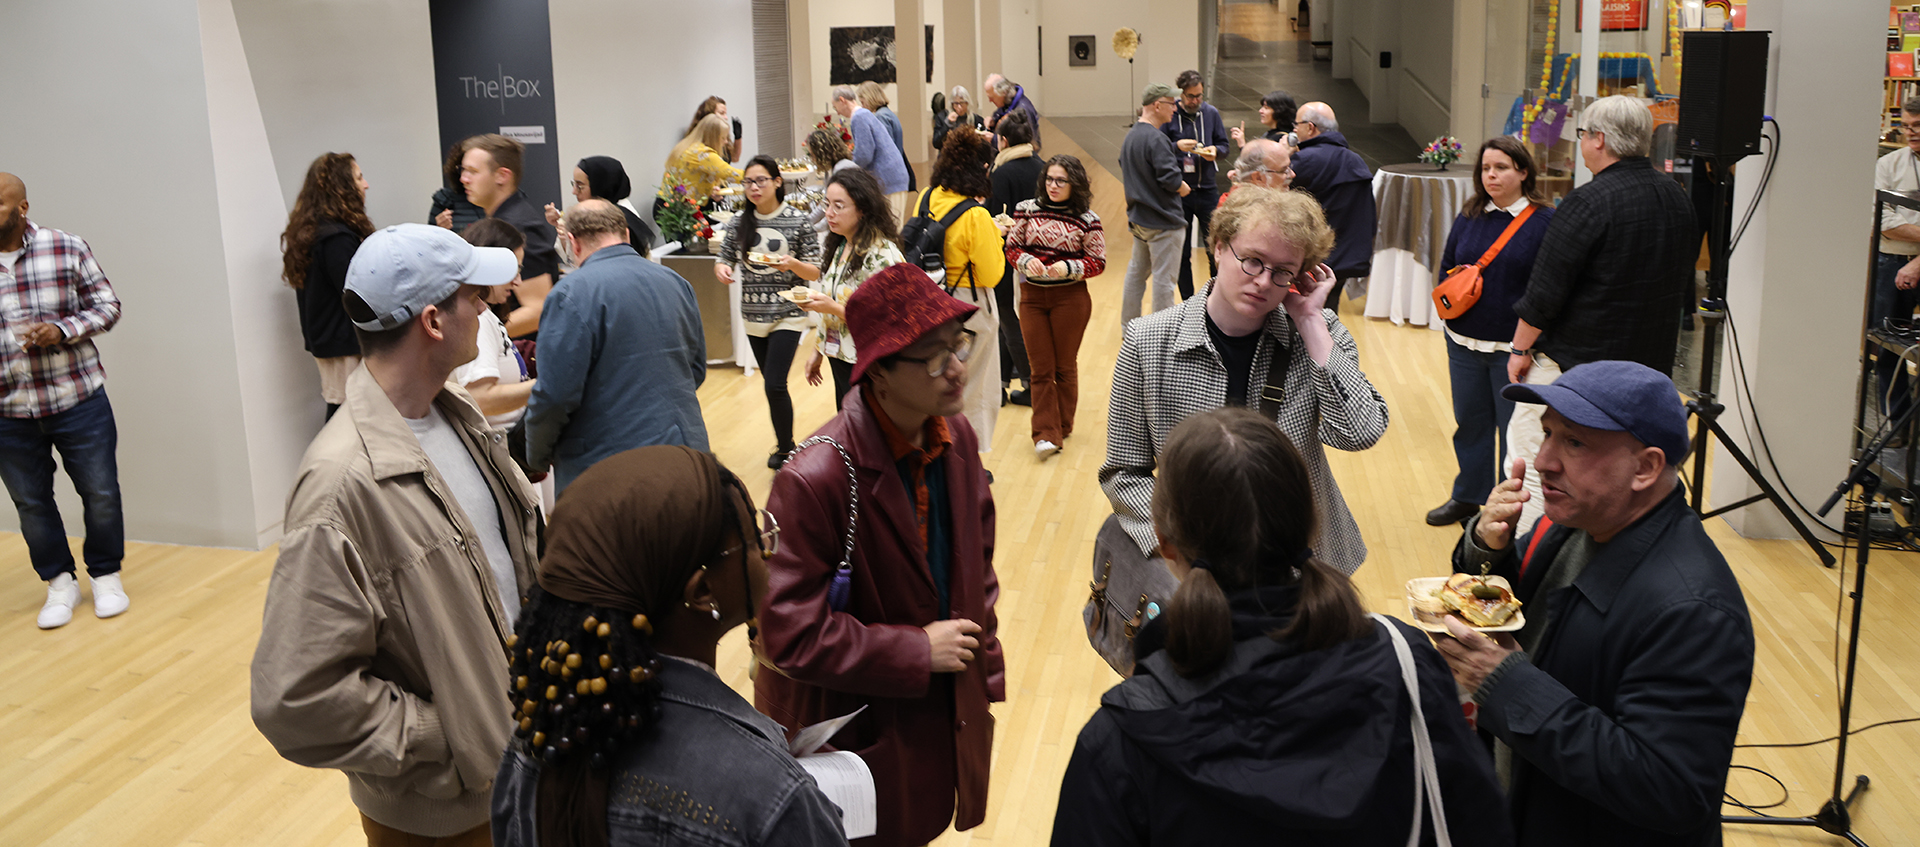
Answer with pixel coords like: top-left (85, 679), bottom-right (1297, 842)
top-left (1183, 158), bottom-right (1197, 173)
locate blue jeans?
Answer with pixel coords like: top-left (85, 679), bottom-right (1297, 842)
top-left (1872, 252), bottom-right (1918, 419)
top-left (0, 389), bottom-right (123, 580)
top-left (1446, 336), bottom-right (1516, 504)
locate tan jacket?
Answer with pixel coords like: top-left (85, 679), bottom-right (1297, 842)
top-left (251, 366), bottom-right (542, 837)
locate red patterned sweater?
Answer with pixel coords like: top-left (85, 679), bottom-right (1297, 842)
top-left (1003, 199), bottom-right (1107, 285)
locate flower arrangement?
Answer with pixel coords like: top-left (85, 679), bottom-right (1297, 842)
top-left (655, 181), bottom-right (704, 245)
top-left (1419, 136), bottom-right (1464, 169)
top-left (815, 114), bottom-right (851, 145)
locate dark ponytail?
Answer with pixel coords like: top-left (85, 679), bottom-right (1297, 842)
top-left (1152, 408), bottom-right (1371, 677)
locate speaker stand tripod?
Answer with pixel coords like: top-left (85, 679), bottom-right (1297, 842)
top-left (1684, 155), bottom-right (1836, 569)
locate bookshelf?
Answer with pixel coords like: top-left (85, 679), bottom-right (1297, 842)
top-left (1890, 5), bottom-right (1920, 140)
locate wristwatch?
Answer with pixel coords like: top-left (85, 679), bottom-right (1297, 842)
top-left (1509, 347), bottom-right (1532, 358)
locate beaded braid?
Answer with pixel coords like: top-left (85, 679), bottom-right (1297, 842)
top-left (507, 588), bottom-right (665, 772)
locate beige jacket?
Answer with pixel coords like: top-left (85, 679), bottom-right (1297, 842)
top-left (251, 366), bottom-right (542, 836)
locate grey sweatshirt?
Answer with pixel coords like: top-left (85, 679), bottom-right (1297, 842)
top-left (1121, 120), bottom-right (1186, 231)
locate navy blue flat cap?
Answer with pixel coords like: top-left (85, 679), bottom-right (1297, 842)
top-left (1503, 360), bottom-right (1691, 465)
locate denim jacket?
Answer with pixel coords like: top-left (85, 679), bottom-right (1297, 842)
top-left (492, 659), bottom-right (848, 847)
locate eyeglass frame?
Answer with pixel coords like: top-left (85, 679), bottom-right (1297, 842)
top-left (890, 328), bottom-right (978, 377)
top-left (1043, 175), bottom-right (1073, 186)
top-left (743, 175), bottom-right (780, 188)
top-left (1225, 241), bottom-right (1299, 287)
top-left (716, 508), bottom-right (780, 563)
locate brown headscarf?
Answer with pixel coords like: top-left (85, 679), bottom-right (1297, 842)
top-left (538, 445), bottom-right (745, 614)
top-left (526, 445), bottom-right (753, 847)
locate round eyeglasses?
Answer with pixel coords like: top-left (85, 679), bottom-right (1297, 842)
top-left (1226, 242), bottom-right (1297, 287)
top-left (892, 329), bottom-right (977, 377)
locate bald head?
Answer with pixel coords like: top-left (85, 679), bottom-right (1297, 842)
top-left (1297, 102), bottom-right (1336, 137)
top-left (0, 173), bottom-right (27, 249)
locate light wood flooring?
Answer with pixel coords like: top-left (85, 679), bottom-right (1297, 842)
top-left (2, 121), bottom-right (1916, 845)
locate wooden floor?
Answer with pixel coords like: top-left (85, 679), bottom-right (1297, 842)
top-left (3, 122), bottom-right (1917, 845)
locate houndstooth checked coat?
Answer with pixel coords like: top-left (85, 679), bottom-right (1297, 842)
top-left (1098, 293), bottom-right (1389, 574)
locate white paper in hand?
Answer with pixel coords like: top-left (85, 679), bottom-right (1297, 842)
top-left (796, 751), bottom-right (877, 839)
top-left (789, 707), bottom-right (876, 839)
top-left (788, 705), bottom-right (866, 757)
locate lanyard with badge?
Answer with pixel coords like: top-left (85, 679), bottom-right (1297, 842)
top-left (1180, 109), bottom-right (1207, 174)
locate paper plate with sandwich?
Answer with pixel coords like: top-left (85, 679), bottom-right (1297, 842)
top-left (1405, 570), bottom-right (1525, 633)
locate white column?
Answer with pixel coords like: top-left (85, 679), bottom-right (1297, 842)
top-left (1710, 4), bottom-right (1883, 544)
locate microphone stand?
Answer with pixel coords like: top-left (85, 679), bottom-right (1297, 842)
top-left (1719, 397), bottom-right (1920, 845)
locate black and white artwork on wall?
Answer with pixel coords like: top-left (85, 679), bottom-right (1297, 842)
top-left (829, 26), bottom-right (896, 85)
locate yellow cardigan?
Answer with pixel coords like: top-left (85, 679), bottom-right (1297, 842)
top-left (918, 186), bottom-right (1006, 289)
top-left (659, 144), bottom-right (742, 201)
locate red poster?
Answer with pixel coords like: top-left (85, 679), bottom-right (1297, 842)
top-left (1575, 0), bottom-right (1650, 32)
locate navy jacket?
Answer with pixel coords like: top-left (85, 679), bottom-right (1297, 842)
top-left (1163, 102), bottom-right (1230, 191)
top-left (523, 244), bottom-right (707, 491)
top-left (1052, 585), bottom-right (1512, 846)
top-left (1440, 204), bottom-right (1556, 343)
top-left (1290, 132), bottom-right (1377, 279)
top-left (1453, 487), bottom-right (1754, 846)
top-left (1512, 157), bottom-right (1697, 374)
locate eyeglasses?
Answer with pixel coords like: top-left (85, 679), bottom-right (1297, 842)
top-left (743, 176), bottom-right (778, 188)
top-left (1180, 90), bottom-right (1205, 102)
top-left (716, 508), bottom-right (781, 562)
top-left (1044, 176), bottom-right (1072, 186)
top-left (1153, 98), bottom-right (1177, 108)
top-left (570, 180), bottom-right (589, 191)
top-left (1227, 242), bottom-right (1297, 286)
top-left (892, 329), bottom-right (977, 377)
top-left (1293, 119), bottom-right (1311, 127)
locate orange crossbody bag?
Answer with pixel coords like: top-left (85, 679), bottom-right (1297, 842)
top-left (1432, 205), bottom-right (1536, 320)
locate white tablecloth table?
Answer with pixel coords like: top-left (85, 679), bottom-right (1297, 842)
top-left (1364, 162), bottom-right (1474, 330)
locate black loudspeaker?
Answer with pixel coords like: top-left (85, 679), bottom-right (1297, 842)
top-left (1676, 30), bottom-right (1769, 159)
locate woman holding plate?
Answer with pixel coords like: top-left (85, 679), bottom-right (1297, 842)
top-left (717, 155), bottom-right (822, 469)
top-left (797, 168), bottom-right (904, 408)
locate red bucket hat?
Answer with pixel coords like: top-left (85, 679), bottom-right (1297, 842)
top-left (845, 264), bottom-right (979, 385)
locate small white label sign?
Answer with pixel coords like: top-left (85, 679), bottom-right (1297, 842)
top-left (500, 125), bottom-right (547, 145)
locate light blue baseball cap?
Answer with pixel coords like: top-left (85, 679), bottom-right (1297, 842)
top-left (344, 223), bottom-right (518, 331)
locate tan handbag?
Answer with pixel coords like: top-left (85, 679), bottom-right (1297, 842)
top-left (1431, 204), bottom-right (1536, 320)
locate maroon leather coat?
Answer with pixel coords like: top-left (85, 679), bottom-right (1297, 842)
top-left (755, 386), bottom-right (1006, 847)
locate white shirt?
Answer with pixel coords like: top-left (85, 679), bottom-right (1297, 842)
top-left (451, 310), bottom-right (528, 429)
top-left (1876, 147), bottom-right (1920, 256)
top-left (1444, 196), bottom-right (1534, 353)
top-left (405, 406), bottom-right (520, 623)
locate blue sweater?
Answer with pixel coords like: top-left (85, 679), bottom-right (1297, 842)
top-left (850, 107), bottom-right (911, 194)
top-left (1439, 203), bottom-right (1557, 343)
top-left (523, 244), bottom-right (708, 492)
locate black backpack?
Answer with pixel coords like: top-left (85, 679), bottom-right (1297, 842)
top-left (899, 190), bottom-right (979, 289)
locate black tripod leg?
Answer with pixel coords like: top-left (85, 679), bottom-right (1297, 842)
top-left (1702, 417), bottom-right (1839, 567)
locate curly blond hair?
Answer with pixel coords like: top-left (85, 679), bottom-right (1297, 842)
top-left (1208, 187), bottom-right (1335, 272)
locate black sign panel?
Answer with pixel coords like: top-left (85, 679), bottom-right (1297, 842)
top-left (428, 0), bottom-right (561, 209)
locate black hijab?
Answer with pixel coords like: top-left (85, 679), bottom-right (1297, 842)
top-left (575, 156), bottom-right (654, 252)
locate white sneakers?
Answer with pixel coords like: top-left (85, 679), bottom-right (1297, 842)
top-left (36, 571), bottom-right (129, 629)
top-left (38, 572), bottom-right (79, 629)
top-left (92, 573), bottom-right (129, 619)
top-left (1035, 440), bottom-right (1061, 461)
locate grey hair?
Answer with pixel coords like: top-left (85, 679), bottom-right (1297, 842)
top-left (1581, 95), bottom-right (1652, 158)
top-left (991, 77), bottom-right (1017, 97)
top-left (1235, 140), bottom-right (1275, 176)
top-left (951, 85), bottom-right (970, 103)
top-left (1298, 102), bottom-right (1337, 132)
top-left (1905, 96), bottom-right (1920, 115)
top-left (831, 85), bottom-right (857, 103)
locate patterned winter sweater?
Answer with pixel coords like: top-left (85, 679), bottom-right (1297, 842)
top-left (1003, 199), bottom-right (1107, 285)
top-left (719, 200), bottom-right (821, 329)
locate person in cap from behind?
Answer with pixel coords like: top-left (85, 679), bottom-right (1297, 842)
top-left (1436, 360), bottom-right (1754, 846)
top-left (755, 264), bottom-right (1006, 847)
top-left (251, 223), bottom-right (544, 847)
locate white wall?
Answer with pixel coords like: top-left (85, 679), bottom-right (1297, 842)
top-left (1, 0), bottom-right (264, 548)
top-left (550, 0), bottom-right (760, 207)
top-left (1333, 0), bottom-right (1453, 142)
top-left (1036, 0), bottom-right (1201, 119)
top-left (1711, 4), bottom-right (1881, 543)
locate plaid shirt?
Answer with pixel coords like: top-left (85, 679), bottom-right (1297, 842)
top-left (0, 220), bottom-right (121, 418)
top-left (1099, 292), bottom-right (1389, 574)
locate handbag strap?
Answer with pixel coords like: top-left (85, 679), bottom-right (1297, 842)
top-left (788, 435), bottom-right (860, 611)
top-left (1370, 614), bottom-right (1453, 847)
top-left (1470, 204), bottom-right (1537, 270)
